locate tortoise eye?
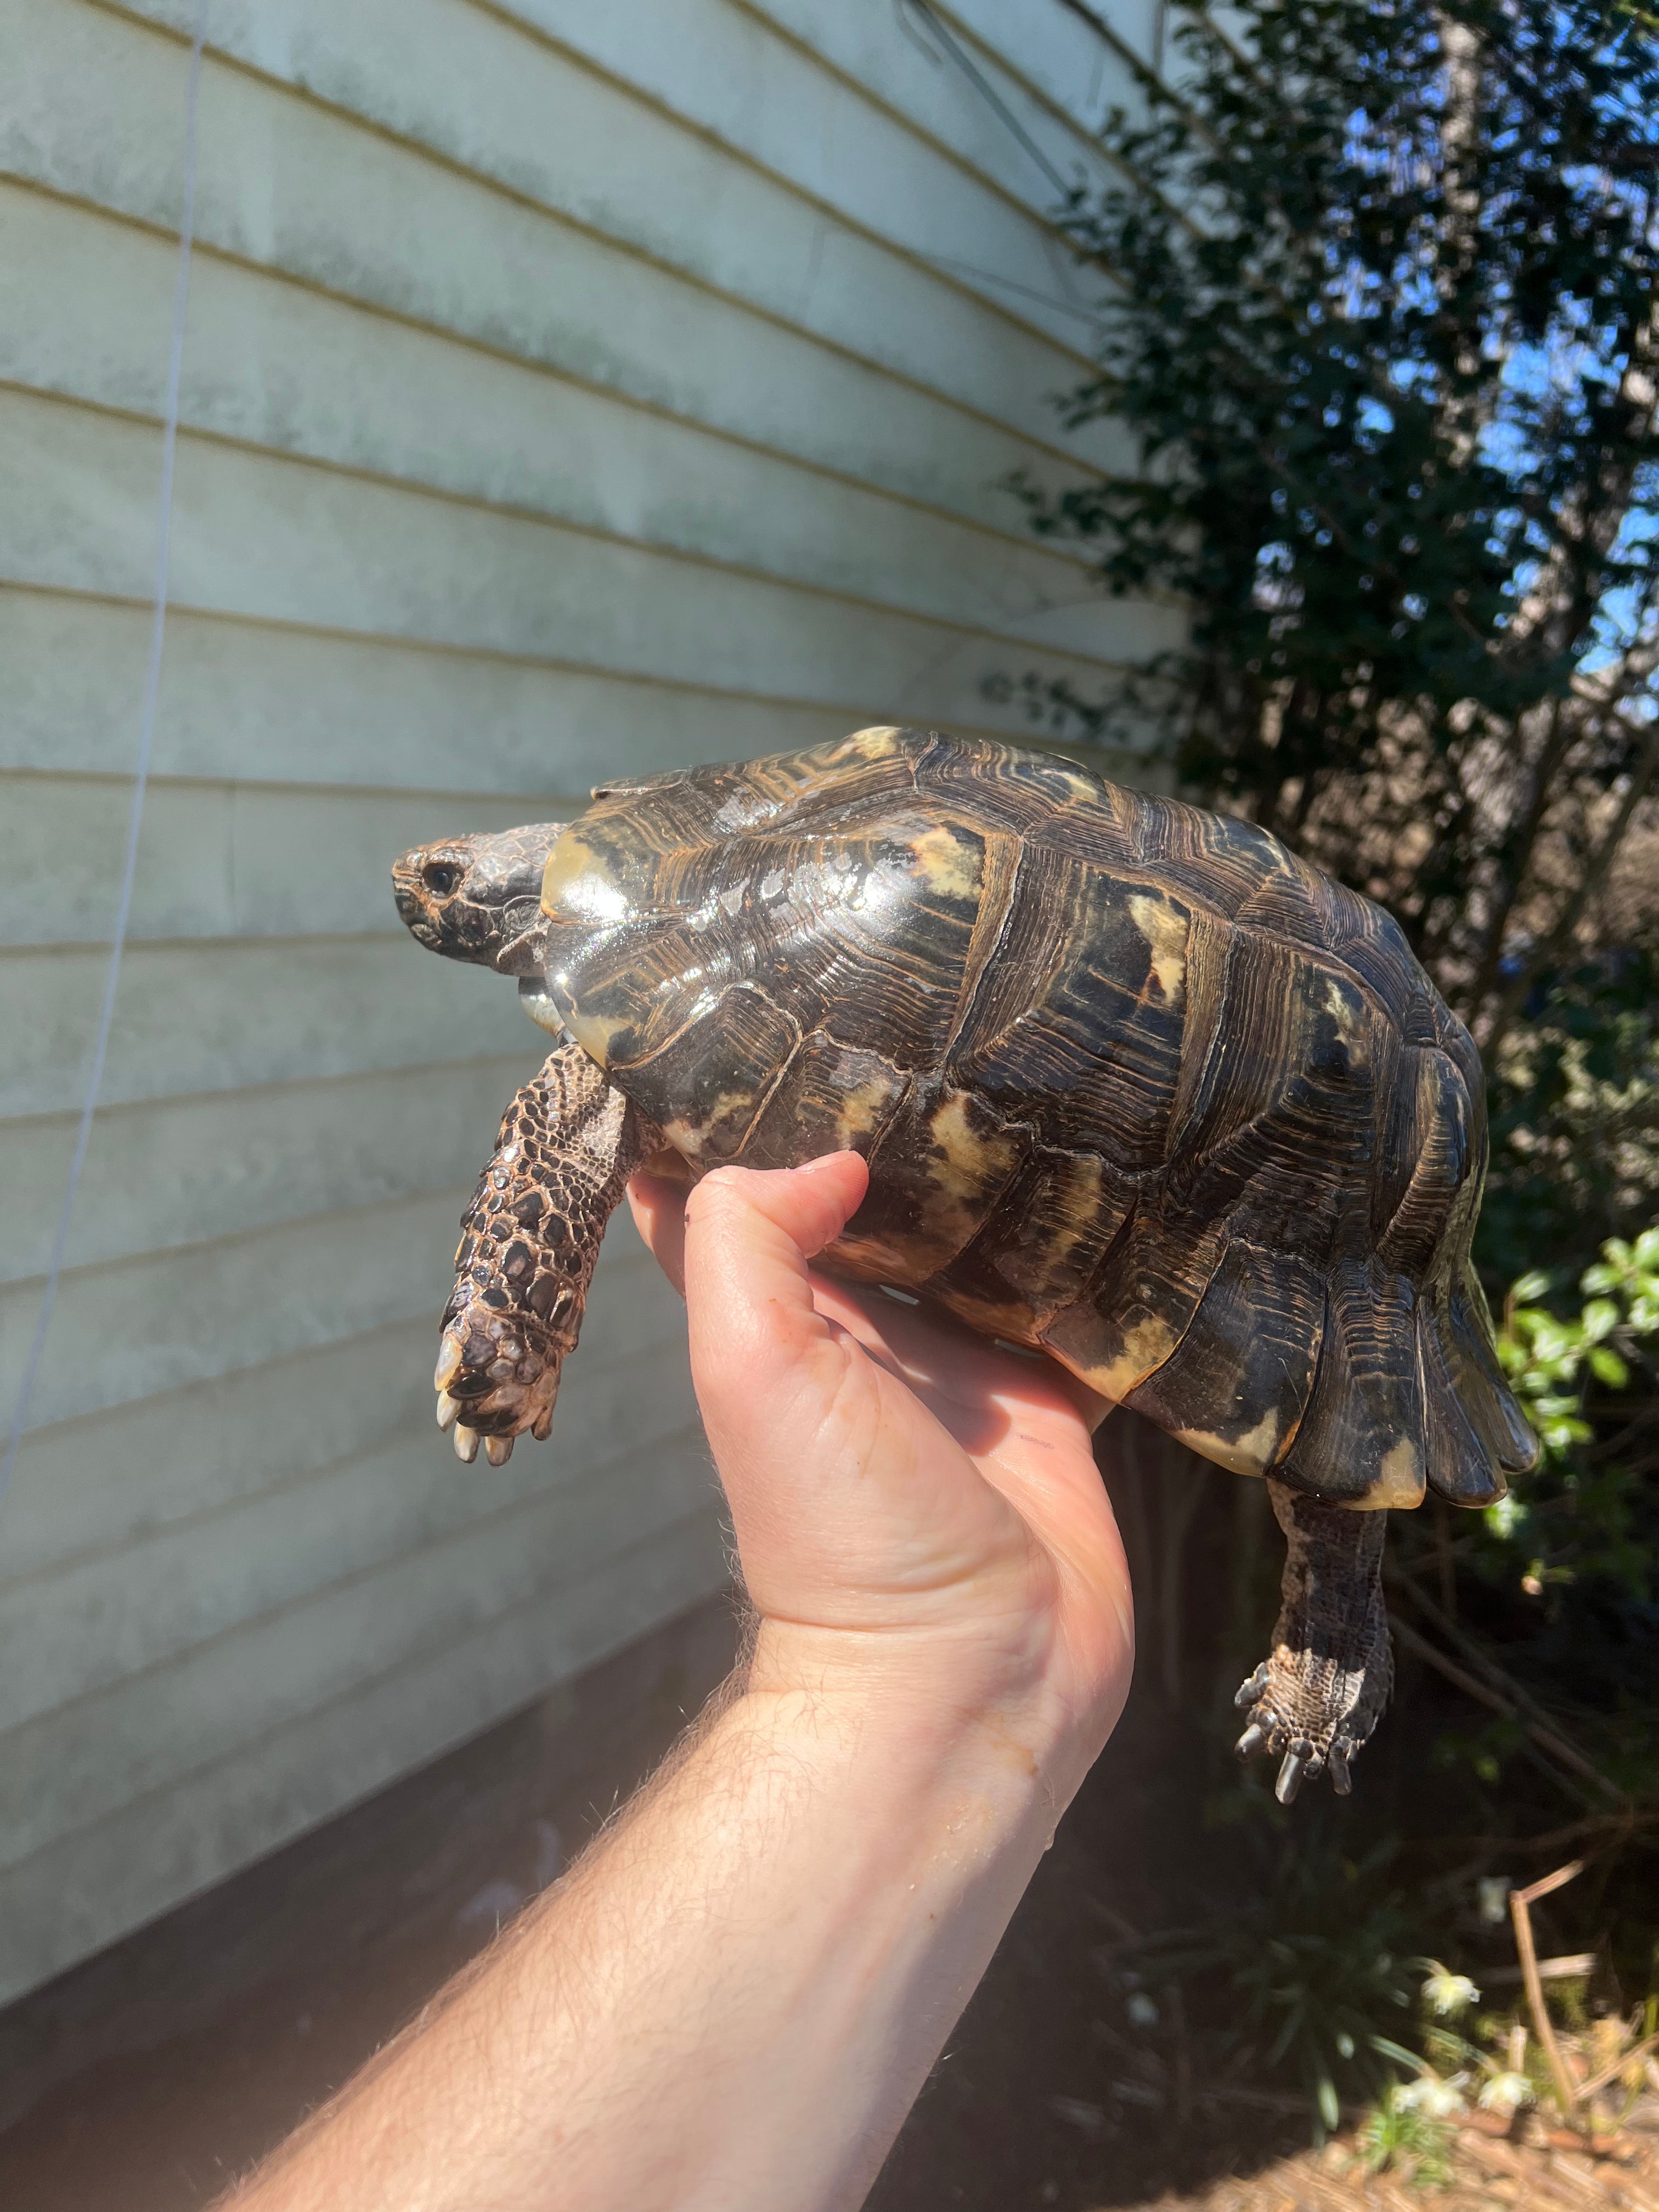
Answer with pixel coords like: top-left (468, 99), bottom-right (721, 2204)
top-left (423, 861), bottom-right (460, 895)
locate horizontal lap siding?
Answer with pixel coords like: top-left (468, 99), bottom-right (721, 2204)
top-left (0, 0), bottom-right (1157, 1999)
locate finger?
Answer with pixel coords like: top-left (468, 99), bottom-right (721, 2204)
top-left (809, 1283), bottom-right (1110, 1469)
top-left (681, 1154), bottom-right (896, 1504)
top-left (641, 1158), bottom-right (1114, 1445)
top-left (682, 1153), bottom-right (870, 1376)
top-left (682, 1156), bottom-right (1041, 1623)
top-left (626, 1171), bottom-right (691, 1296)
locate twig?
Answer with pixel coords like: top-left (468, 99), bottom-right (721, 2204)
top-left (1577, 2029), bottom-right (1659, 2103)
top-left (1510, 1861), bottom-right (1587, 2123)
top-left (1482, 1951), bottom-right (1599, 1987)
top-left (1387, 1573), bottom-right (1628, 1804)
top-left (1483, 716), bottom-right (1659, 1063)
top-left (1432, 1807), bottom-right (1658, 1859)
top-left (1387, 1617), bottom-right (1613, 1805)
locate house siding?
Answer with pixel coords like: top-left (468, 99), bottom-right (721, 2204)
top-left (0, 0), bottom-right (1163, 2000)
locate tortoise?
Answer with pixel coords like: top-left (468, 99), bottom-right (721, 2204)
top-left (391, 724), bottom-right (1536, 1802)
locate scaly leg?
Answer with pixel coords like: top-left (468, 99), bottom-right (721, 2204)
top-left (1233, 1483), bottom-right (1393, 1803)
top-left (435, 1041), bottom-right (656, 1466)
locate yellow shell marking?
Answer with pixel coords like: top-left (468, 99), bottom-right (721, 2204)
top-left (993, 1156), bottom-right (1107, 1301)
top-left (909, 823), bottom-right (984, 902)
top-left (1174, 1406), bottom-right (1280, 1478)
top-left (1373, 1437), bottom-right (1425, 1509)
top-left (1057, 1312), bottom-right (1180, 1403)
top-left (928, 1091), bottom-right (1017, 1199)
top-left (541, 827), bottom-right (625, 924)
top-left (837, 1071), bottom-right (903, 1143)
top-left (1127, 892), bottom-right (1188, 1003)
top-left (561, 1006), bottom-right (633, 1071)
top-left (662, 1091), bottom-right (758, 1159)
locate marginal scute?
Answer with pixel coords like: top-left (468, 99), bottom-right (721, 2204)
top-left (623, 983), bottom-right (801, 1164)
top-left (1127, 1238), bottom-right (1323, 1476)
top-left (1280, 1261), bottom-right (1426, 1507)
top-left (945, 1144), bottom-right (1128, 1328)
top-left (834, 1075), bottom-right (1029, 1280)
top-left (1042, 1206), bottom-right (1229, 1403)
top-left (740, 1032), bottom-right (908, 1167)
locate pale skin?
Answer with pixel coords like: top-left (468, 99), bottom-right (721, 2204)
top-left (221, 1152), bottom-right (1135, 2212)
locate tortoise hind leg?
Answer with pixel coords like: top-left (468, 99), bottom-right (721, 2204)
top-left (436, 1041), bottom-right (654, 1466)
top-left (1234, 1483), bottom-right (1393, 1802)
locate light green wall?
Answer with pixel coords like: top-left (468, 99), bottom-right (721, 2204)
top-left (0, 0), bottom-right (1165, 2000)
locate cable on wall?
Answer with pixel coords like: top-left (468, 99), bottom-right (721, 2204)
top-left (1, 1), bottom-right (211, 1507)
top-left (896, 0), bottom-right (1077, 201)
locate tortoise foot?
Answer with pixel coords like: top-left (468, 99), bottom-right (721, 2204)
top-left (1234, 1482), bottom-right (1395, 1802)
top-left (1233, 1652), bottom-right (1380, 1802)
top-left (435, 1042), bottom-right (653, 1466)
top-left (433, 1302), bottom-right (562, 1468)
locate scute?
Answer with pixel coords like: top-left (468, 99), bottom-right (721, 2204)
top-left (538, 725), bottom-right (1534, 1513)
top-left (1128, 1239), bottom-right (1324, 1479)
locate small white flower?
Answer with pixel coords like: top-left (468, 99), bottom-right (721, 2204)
top-left (1423, 1966), bottom-right (1481, 2017)
top-left (1396, 2072), bottom-right (1466, 2119)
top-left (1125, 1991), bottom-right (1160, 2028)
top-left (1478, 2070), bottom-right (1533, 2118)
top-left (1477, 1878), bottom-right (1512, 1927)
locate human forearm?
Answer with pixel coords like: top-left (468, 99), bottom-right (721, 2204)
top-left (229, 1652), bottom-right (1081, 2212)
top-left (227, 1156), bottom-right (1133, 2211)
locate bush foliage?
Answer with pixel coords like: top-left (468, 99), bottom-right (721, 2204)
top-left (1032, 0), bottom-right (1659, 2129)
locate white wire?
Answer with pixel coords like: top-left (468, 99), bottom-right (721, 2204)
top-left (1, 3), bottom-right (210, 1506)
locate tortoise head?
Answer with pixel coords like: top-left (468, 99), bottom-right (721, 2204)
top-left (392, 822), bottom-right (565, 976)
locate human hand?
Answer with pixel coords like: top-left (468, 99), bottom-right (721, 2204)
top-left (627, 1154), bottom-right (1135, 1795)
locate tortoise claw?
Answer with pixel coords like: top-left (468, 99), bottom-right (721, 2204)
top-left (1275, 1748), bottom-right (1307, 1804)
top-left (1327, 1741), bottom-right (1353, 1796)
top-left (1234, 1663), bottom-right (1271, 1711)
top-left (454, 1423), bottom-right (481, 1465)
top-left (484, 1433), bottom-right (514, 1468)
top-left (436, 1390), bottom-right (461, 1434)
top-left (1235, 1722), bottom-right (1267, 1762)
top-left (435, 1335), bottom-right (465, 1392)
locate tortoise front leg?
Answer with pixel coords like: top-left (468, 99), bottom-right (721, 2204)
top-left (435, 1040), bottom-right (655, 1467)
top-left (1233, 1484), bottom-right (1393, 1803)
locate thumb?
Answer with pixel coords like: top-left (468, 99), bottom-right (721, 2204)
top-left (680, 1152), bottom-right (914, 1586)
top-left (681, 1152), bottom-right (869, 1413)
top-left (679, 1154), bottom-right (1030, 1633)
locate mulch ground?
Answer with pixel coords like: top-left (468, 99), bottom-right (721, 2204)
top-left (1149, 2103), bottom-right (1659, 2211)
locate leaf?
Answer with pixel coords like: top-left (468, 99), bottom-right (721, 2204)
top-left (1581, 1299), bottom-right (1621, 1343)
top-left (1317, 2072), bottom-right (1341, 2134)
top-left (1370, 2035), bottom-right (1427, 2073)
top-left (1587, 1346), bottom-right (1630, 1389)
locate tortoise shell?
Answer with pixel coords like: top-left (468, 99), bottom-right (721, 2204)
top-left (534, 724), bottom-right (1534, 1511)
